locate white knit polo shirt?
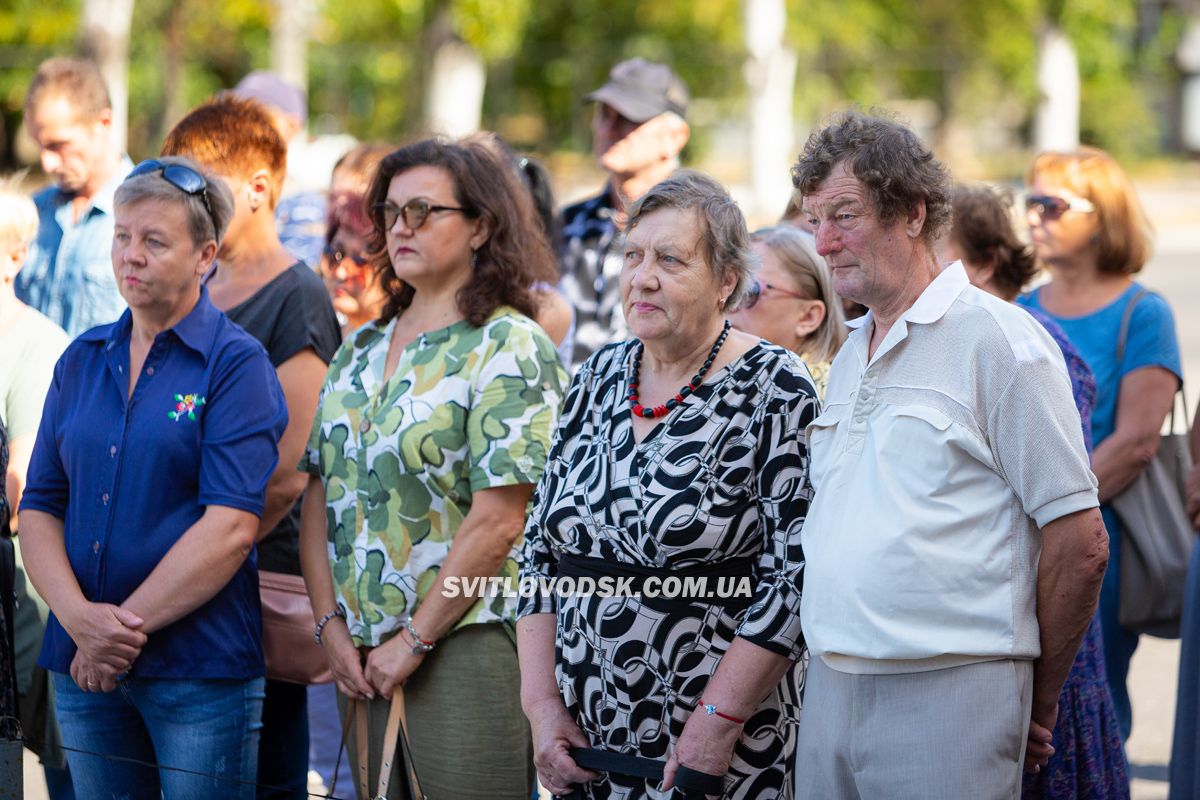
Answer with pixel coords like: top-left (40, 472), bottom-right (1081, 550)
top-left (800, 263), bottom-right (1099, 674)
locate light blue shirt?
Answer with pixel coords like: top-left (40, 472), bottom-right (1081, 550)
top-left (16, 156), bottom-right (133, 338)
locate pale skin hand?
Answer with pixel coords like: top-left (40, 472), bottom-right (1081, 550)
top-left (1027, 508), bottom-right (1108, 773)
top-left (256, 348), bottom-right (327, 540)
top-left (298, 477), bottom-right (374, 700)
top-left (4, 432), bottom-right (34, 532)
top-left (662, 638), bottom-right (793, 792)
top-left (1091, 366), bottom-right (1178, 503)
top-left (516, 613), bottom-right (598, 796)
top-left (18, 509), bottom-right (148, 691)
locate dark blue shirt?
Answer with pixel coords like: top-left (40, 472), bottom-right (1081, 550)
top-left (21, 287), bottom-right (288, 679)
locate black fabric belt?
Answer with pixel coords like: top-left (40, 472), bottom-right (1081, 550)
top-left (565, 747), bottom-right (725, 798)
top-left (556, 553), bottom-right (757, 613)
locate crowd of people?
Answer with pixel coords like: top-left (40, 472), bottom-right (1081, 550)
top-left (0, 51), bottom-right (1197, 800)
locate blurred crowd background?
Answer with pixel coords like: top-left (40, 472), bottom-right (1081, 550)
top-left (1, 0), bottom-right (1199, 220)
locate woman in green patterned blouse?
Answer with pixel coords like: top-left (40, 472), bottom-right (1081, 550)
top-left (299, 139), bottom-right (567, 799)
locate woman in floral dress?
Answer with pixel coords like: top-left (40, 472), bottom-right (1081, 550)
top-left (300, 139), bottom-right (567, 799)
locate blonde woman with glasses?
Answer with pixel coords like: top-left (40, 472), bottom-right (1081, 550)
top-left (727, 226), bottom-right (847, 398)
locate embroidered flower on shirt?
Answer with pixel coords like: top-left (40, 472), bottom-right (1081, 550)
top-left (168, 393), bottom-right (206, 422)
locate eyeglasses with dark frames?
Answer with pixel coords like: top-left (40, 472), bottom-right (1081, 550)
top-left (1025, 193), bottom-right (1096, 221)
top-left (127, 159), bottom-right (218, 236)
top-left (322, 243), bottom-right (370, 269)
top-left (372, 199), bottom-right (468, 231)
top-left (738, 278), bottom-right (809, 310)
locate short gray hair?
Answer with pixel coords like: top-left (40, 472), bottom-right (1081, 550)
top-left (0, 172), bottom-right (38, 250)
top-left (625, 170), bottom-right (753, 307)
top-left (114, 156), bottom-right (234, 248)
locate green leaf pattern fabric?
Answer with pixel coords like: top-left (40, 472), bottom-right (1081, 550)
top-left (302, 307), bottom-right (567, 647)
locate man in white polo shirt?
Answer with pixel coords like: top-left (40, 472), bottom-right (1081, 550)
top-left (792, 111), bottom-right (1109, 799)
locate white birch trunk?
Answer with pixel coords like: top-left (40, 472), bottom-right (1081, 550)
top-left (744, 0), bottom-right (798, 219)
top-left (1034, 25), bottom-right (1080, 152)
top-left (271, 0), bottom-right (313, 99)
top-left (426, 39), bottom-right (487, 138)
top-left (1178, 17), bottom-right (1200, 153)
top-left (80, 0), bottom-right (134, 153)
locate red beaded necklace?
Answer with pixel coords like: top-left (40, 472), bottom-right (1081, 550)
top-left (628, 321), bottom-right (731, 419)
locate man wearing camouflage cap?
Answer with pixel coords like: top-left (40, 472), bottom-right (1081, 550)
top-left (558, 58), bottom-right (691, 371)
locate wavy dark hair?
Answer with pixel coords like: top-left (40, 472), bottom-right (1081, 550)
top-left (792, 108), bottom-right (951, 244)
top-left (948, 183), bottom-right (1037, 300)
top-left (365, 138), bottom-right (552, 326)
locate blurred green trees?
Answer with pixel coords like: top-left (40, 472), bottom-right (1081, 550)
top-left (0, 0), bottom-right (1189, 167)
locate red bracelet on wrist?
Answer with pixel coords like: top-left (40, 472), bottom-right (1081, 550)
top-left (699, 699), bottom-right (746, 725)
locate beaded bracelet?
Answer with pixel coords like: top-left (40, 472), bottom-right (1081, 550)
top-left (314, 607), bottom-right (346, 646)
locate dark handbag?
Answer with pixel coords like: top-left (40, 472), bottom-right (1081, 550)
top-left (1110, 290), bottom-right (1195, 639)
top-left (259, 570), bottom-right (333, 685)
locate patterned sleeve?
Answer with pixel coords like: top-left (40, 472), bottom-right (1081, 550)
top-left (467, 317), bottom-right (568, 492)
top-left (300, 339), bottom-right (351, 477)
top-left (734, 356), bottom-right (819, 659)
top-left (516, 350), bottom-right (600, 617)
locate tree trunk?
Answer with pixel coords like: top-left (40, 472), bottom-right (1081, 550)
top-left (1034, 25), bottom-right (1080, 152)
top-left (1178, 15), bottom-right (1200, 153)
top-left (79, 0), bottom-right (135, 153)
top-left (272, 0), bottom-right (313, 98)
top-left (423, 8), bottom-right (486, 138)
top-left (156, 1), bottom-right (189, 145)
top-left (743, 0), bottom-right (797, 220)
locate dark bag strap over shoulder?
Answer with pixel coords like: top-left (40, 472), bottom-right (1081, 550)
top-left (1114, 288), bottom-right (1147, 365)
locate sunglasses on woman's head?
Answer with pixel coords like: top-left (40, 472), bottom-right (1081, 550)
top-left (738, 279), bottom-right (807, 310)
top-left (1025, 193), bottom-right (1096, 221)
top-left (128, 159), bottom-right (218, 234)
top-left (372, 199), bottom-right (467, 231)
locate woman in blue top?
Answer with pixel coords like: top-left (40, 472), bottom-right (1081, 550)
top-left (943, 182), bottom-right (1128, 799)
top-left (1017, 147), bottom-right (1182, 744)
top-left (19, 156), bottom-right (288, 800)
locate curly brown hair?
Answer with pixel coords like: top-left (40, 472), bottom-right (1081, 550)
top-left (947, 183), bottom-right (1037, 300)
top-left (364, 139), bottom-right (553, 326)
top-left (792, 109), bottom-right (951, 244)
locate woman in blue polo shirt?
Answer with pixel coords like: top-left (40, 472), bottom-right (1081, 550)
top-left (19, 156), bottom-right (287, 800)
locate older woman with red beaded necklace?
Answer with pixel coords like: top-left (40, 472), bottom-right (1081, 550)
top-left (517, 171), bottom-right (820, 800)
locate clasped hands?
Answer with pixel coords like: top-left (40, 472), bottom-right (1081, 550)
top-left (319, 617), bottom-right (425, 701)
top-left (65, 602), bottom-right (147, 693)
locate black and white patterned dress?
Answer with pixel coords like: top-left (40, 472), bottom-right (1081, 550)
top-left (518, 340), bottom-right (819, 799)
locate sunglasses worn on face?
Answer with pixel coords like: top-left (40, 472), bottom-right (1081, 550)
top-left (739, 279), bottom-right (808, 310)
top-left (128, 159), bottom-right (218, 236)
top-left (373, 199), bottom-right (467, 231)
top-left (323, 244), bottom-right (369, 268)
top-left (1025, 193), bottom-right (1096, 221)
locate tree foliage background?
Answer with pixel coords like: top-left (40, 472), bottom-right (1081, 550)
top-left (0, 0), bottom-right (1191, 169)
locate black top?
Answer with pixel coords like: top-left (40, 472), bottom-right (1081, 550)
top-left (215, 262), bottom-right (341, 574)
